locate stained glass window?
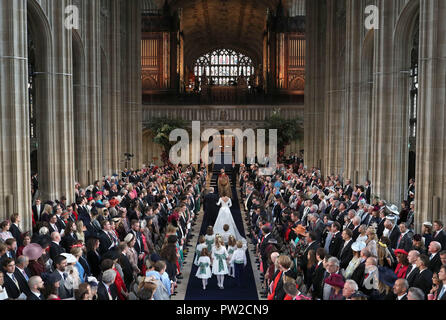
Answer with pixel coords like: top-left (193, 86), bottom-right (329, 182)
top-left (194, 49), bottom-right (254, 86)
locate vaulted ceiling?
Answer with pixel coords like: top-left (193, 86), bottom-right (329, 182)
top-left (167, 0), bottom-right (283, 67)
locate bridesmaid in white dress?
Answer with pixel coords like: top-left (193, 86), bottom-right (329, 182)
top-left (211, 236), bottom-right (229, 289)
top-left (194, 235), bottom-right (208, 266)
top-left (195, 248), bottom-right (212, 290)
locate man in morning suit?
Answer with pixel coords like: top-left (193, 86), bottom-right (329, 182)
top-left (338, 228), bottom-right (354, 270)
top-left (26, 276), bottom-right (45, 300)
top-left (98, 269), bottom-right (118, 300)
top-left (328, 222), bottom-right (343, 258)
top-left (427, 241), bottom-right (442, 273)
top-left (203, 187), bottom-right (220, 228)
top-left (412, 254), bottom-right (433, 297)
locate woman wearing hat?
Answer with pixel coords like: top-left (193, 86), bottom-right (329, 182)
top-left (344, 241), bottom-right (366, 279)
top-left (24, 243), bottom-right (45, 277)
top-left (324, 273), bottom-right (345, 300)
top-left (124, 233), bottom-right (140, 278)
top-left (41, 272), bottom-right (62, 300)
top-left (394, 249), bottom-right (409, 278)
top-left (375, 266), bottom-right (398, 300)
top-left (422, 222), bottom-right (433, 249)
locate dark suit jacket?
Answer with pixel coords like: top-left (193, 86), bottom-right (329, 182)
top-left (203, 193), bottom-right (220, 228)
top-left (3, 272), bottom-right (23, 299)
top-left (61, 232), bottom-right (78, 252)
top-left (98, 230), bottom-right (113, 255)
top-left (32, 205), bottom-right (45, 222)
top-left (436, 284), bottom-right (446, 300)
top-left (405, 265), bottom-right (419, 287)
top-left (119, 253), bottom-right (134, 288)
top-left (397, 232), bottom-right (413, 253)
top-left (312, 262), bottom-right (325, 299)
top-left (329, 232), bottom-right (343, 258)
top-left (97, 282), bottom-right (118, 300)
top-left (389, 227), bottom-right (401, 249)
top-left (260, 233), bottom-right (273, 265)
top-left (352, 226), bottom-right (360, 242)
top-left (14, 268), bottom-right (31, 296)
top-left (428, 253), bottom-right (442, 274)
top-left (433, 230), bottom-right (446, 251)
top-left (413, 269), bottom-right (433, 296)
top-left (87, 250), bottom-right (102, 278)
top-left (338, 239), bottom-right (354, 270)
top-left (27, 292), bottom-right (44, 300)
top-left (351, 261), bottom-right (366, 290)
top-left (9, 224), bottom-right (22, 247)
top-left (49, 242), bottom-right (66, 261)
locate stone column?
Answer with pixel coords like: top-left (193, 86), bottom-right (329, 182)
top-left (0, 0), bottom-right (32, 231)
top-left (323, 0), bottom-right (346, 177)
top-left (344, 0), bottom-right (363, 185)
top-left (304, 0), bottom-right (327, 170)
top-left (109, 0), bottom-right (122, 174)
top-left (51, 0), bottom-right (76, 203)
top-left (415, 0), bottom-right (446, 230)
top-left (370, 0), bottom-right (408, 206)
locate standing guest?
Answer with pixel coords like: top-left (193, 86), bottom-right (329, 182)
top-left (338, 228), bottom-right (354, 270)
top-left (86, 237), bottom-right (101, 278)
top-left (195, 248), bottom-right (212, 290)
top-left (283, 280), bottom-right (311, 300)
top-left (342, 279), bottom-right (358, 300)
top-left (15, 255), bottom-right (31, 296)
top-left (4, 238), bottom-right (17, 260)
top-left (61, 221), bottom-right (78, 252)
top-left (75, 220), bottom-right (86, 244)
top-left (365, 226), bottom-right (378, 258)
top-left (26, 276), bottom-right (45, 300)
top-left (441, 250), bottom-right (446, 266)
top-left (51, 254), bottom-right (73, 299)
top-left (324, 273), bottom-right (345, 300)
top-left (0, 221), bottom-right (13, 242)
top-left (412, 234), bottom-right (427, 254)
top-left (432, 221), bottom-right (446, 250)
top-left (344, 241), bottom-right (366, 279)
top-left (124, 233), bottom-right (140, 278)
top-left (376, 266), bottom-right (398, 300)
top-left (430, 265), bottom-right (446, 300)
top-left (268, 255), bottom-right (294, 300)
top-left (412, 254), bottom-right (433, 296)
top-left (428, 272), bottom-right (441, 300)
top-left (304, 249), bottom-right (317, 290)
top-left (422, 222), bottom-right (433, 249)
top-left (9, 213), bottom-right (23, 247)
top-left (97, 269), bottom-right (118, 300)
top-left (392, 278), bottom-right (409, 300)
top-left (405, 250), bottom-right (420, 287)
top-left (394, 249), bottom-right (410, 278)
top-left (49, 232), bottom-right (65, 260)
top-left (16, 233), bottom-right (31, 257)
top-left (396, 223), bottom-right (413, 253)
top-left (23, 243), bottom-right (45, 277)
top-left (328, 222), bottom-right (343, 258)
top-left (356, 225), bottom-right (368, 243)
top-left (427, 241), bottom-right (442, 273)
top-left (2, 258), bottom-right (26, 299)
top-left (41, 271), bottom-right (62, 300)
top-left (75, 282), bottom-right (93, 300)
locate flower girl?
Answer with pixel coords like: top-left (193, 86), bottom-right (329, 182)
top-left (195, 248), bottom-right (212, 290)
top-left (211, 236), bottom-right (229, 289)
top-left (194, 235), bottom-right (207, 266)
top-left (204, 226), bottom-right (215, 252)
top-left (226, 235), bottom-right (237, 277)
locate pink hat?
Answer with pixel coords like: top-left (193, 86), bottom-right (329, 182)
top-left (23, 243), bottom-right (43, 260)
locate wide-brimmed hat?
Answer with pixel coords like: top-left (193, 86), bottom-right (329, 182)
top-left (386, 205), bottom-right (399, 215)
top-left (351, 241), bottom-right (366, 252)
top-left (61, 253), bottom-right (77, 264)
top-left (423, 221), bottom-right (433, 227)
top-left (324, 273), bottom-right (345, 289)
top-left (385, 214), bottom-right (398, 224)
top-left (23, 243), bottom-right (43, 260)
top-left (378, 266), bottom-right (398, 287)
top-left (292, 224), bottom-right (308, 237)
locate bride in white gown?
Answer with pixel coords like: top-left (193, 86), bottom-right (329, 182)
top-left (213, 196), bottom-right (246, 246)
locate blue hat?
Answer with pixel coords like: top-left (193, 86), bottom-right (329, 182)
top-left (378, 266), bottom-right (398, 287)
top-left (150, 253), bottom-right (161, 262)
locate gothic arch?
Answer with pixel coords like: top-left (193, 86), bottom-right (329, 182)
top-left (27, 0), bottom-right (57, 201)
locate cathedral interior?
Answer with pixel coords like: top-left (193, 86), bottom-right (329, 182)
top-left (0, 0), bottom-right (445, 235)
